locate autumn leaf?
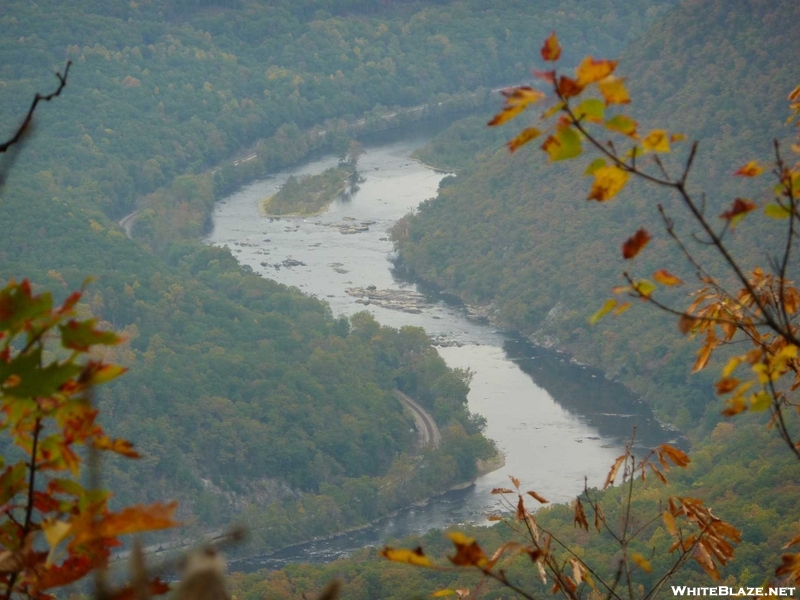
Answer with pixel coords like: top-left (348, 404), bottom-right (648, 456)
top-left (556, 76), bottom-right (584, 99)
top-left (573, 499), bottom-right (589, 530)
top-left (527, 490), bottom-right (549, 504)
top-left (633, 280), bottom-right (656, 298)
top-left (109, 578), bottom-right (171, 600)
top-left (670, 133), bottom-right (687, 142)
top-left (653, 270), bottom-right (683, 286)
top-left (70, 501), bottom-right (180, 547)
top-left (750, 391), bottom-right (772, 412)
top-left (622, 228), bottom-right (651, 259)
top-left (604, 114), bottom-right (638, 137)
top-left (589, 299), bottom-right (617, 326)
top-left (381, 546), bottom-right (431, 567)
top-left (93, 436), bottom-right (142, 459)
top-left (584, 158), bottom-right (606, 176)
top-left (540, 32), bottom-right (561, 61)
top-left (598, 76), bottom-right (630, 105)
top-left (58, 319), bottom-right (121, 351)
top-left (659, 445), bottom-right (690, 467)
top-left (663, 511), bottom-right (678, 536)
top-left (678, 314), bottom-right (698, 335)
top-left (541, 125), bottom-right (582, 162)
top-left (500, 86), bottom-right (546, 108)
top-left (488, 105), bottom-right (526, 127)
top-left (765, 203), bottom-right (792, 219)
top-left (631, 553), bottom-right (653, 574)
top-left (714, 378), bottom-right (739, 395)
top-left (447, 532), bottom-right (487, 567)
top-left (604, 455), bottom-right (625, 489)
top-left (641, 130), bottom-right (671, 153)
top-left (720, 198), bottom-right (757, 228)
top-left (507, 128), bottom-right (542, 153)
top-left (588, 165), bottom-right (629, 201)
top-left (693, 343), bottom-right (713, 373)
top-left (734, 161), bottom-right (764, 177)
top-left (575, 57), bottom-right (618, 87)
top-left (574, 98), bottom-right (605, 123)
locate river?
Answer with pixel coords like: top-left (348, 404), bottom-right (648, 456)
top-left (205, 125), bottom-right (680, 572)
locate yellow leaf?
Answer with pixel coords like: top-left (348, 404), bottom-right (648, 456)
top-left (501, 86), bottom-right (546, 108)
top-left (653, 269), bottom-right (683, 286)
top-left (670, 133), bottom-right (687, 142)
top-left (42, 520), bottom-right (72, 566)
top-left (588, 166), bottom-right (629, 201)
top-left (575, 57), bottom-right (618, 86)
top-left (692, 344), bottom-right (713, 373)
top-left (488, 104), bottom-right (526, 127)
top-left (382, 547), bottom-right (432, 567)
top-left (604, 114), bottom-right (637, 137)
top-left (662, 511), bottom-right (678, 536)
top-left (432, 591), bottom-right (455, 597)
top-left (541, 102), bottom-right (565, 120)
top-left (589, 299), bottom-right (617, 326)
top-left (598, 76), bottom-right (630, 105)
top-left (631, 553), bottom-right (652, 574)
top-left (734, 161), bottom-right (764, 177)
top-left (722, 356), bottom-right (742, 378)
top-left (641, 130), bottom-right (671, 153)
top-left (765, 203), bottom-right (792, 219)
top-left (750, 391), bottom-right (772, 412)
top-left (507, 127), bottom-right (542, 153)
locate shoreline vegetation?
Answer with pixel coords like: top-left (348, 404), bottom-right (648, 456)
top-left (260, 164), bottom-right (356, 217)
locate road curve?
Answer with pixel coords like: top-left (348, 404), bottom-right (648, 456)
top-left (118, 210), bottom-right (139, 237)
top-left (394, 390), bottom-right (441, 448)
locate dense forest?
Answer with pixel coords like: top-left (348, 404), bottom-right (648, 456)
top-left (394, 0), bottom-right (800, 436)
top-left (0, 0), bottom-right (684, 560)
top-left (4, 0), bottom-right (799, 596)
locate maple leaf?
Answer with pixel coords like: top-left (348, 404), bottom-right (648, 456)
top-left (720, 198), bottom-right (757, 228)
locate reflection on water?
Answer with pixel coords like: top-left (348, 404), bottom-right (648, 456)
top-left (208, 128), bottom-right (678, 573)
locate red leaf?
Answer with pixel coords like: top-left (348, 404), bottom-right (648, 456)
top-left (622, 229), bottom-right (651, 259)
top-left (540, 32), bottom-right (561, 62)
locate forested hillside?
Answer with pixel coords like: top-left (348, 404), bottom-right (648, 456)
top-left (394, 0), bottom-right (800, 435)
top-left (0, 0), bottom-right (684, 554)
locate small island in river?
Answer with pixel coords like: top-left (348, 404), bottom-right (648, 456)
top-left (261, 164), bottom-right (356, 216)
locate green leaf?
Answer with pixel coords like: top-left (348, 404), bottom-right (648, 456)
top-left (0, 281), bottom-right (53, 336)
top-left (58, 319), bottom-right (121, 351)
top-left (765, 203), bottom-right (792, 219)
top-left (575, 98), bottom-right (605, 123)
top-left (750, 391), bottom-right (772, 412)
top-left (589, 299), bottom-right (618, 325)
top-left (542, 125), bottom-right (582, 162)
top-left (0, 462), bottom-right (28, 505)
top-left (584, 158), bottom-right (607, 176)
top-left (604, 114), bottom-right (637, 137)
top-left (633, 280), bottom-right (656, 297)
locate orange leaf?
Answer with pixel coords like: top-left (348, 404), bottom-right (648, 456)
top-left (501, 86), bottom-right (546, 108)
top-left (488, 105), bottom-right (526, 127)
top-left (693, 343), bottom-right (713, 373)
top-left (573, 499), bottom-right (588, 530)
top-left (622, 228), bottom-right (650, 259)
top-left (653, 270), bottom-right (683, 286)
top-left (715, 377), bottom-right (740, 395)
top-left (93, 436), bottom-right (142, 459)
top-left (507, 127), bottom-right (542, 153)
top-left (540, 32), bottom-right (561, 61)
top-left (598, 76), bottom-right (630, 105)
top-left (556, 76), bottom-right (584, 99)
top-left (110, 578), bottom-right (171, 600)
top-left (604, 455), bottom-right (625, 489)
top-left (734, 161), bottom-right (764, 177)
top-left (588, 166), bottom-right (629, 201)
top-left (526, 491), bottom-right (549, 504)
top-left (575, 57), bottom-right (618, 86)
top-left (447, 532), bottom-right (487, 567)
top-left (70, 502), bottom-right (180, 548)
top-left (670, 133), bottom-right (687, 143)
